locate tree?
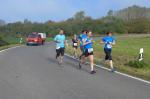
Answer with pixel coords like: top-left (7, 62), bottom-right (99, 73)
top-left (84, 16), bottom-right (92, 21)
top-left (44, 20), bottom-right (54, 24)
top-left (107, 10), bottom-right (113, 16)
top-left (74, 11), bottom-right (85, 21)
top-left (114, 5), bottom-right (150, 21)
top-left (24, 19), bottom-right (31, 24)
top-left (66, 17), bottom-right (74, 22)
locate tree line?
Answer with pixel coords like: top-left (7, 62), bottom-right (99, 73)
top-left (0, 5), bottom-right (150, 40)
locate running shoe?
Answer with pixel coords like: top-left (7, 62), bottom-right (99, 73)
top-left (90, 70), bottom-right (96, 74)
top-left (110, 67), bottom-right (116, 72)
top-left (79, 62), bottom-right (82, 69)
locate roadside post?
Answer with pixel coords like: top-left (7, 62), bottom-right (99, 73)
top-left (16, 32), bottom-right (23, 44)
top-left (139, 48), bottom-right (144, 61)
top-left (20, 37), bottom-right (23, 44)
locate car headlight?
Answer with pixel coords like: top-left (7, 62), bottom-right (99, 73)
top-left (34, 39), bottom-right (38, 42)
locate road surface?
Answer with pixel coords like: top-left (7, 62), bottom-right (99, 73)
top-left (0, 43), bottom-right (150, 99)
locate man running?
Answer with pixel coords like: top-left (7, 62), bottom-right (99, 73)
top-left (54, 29), bottom-right (66, 65)
top-left (101, 32), bottom-right (116, 72)
top-left (78, 30), bottom-right (88, 69)
top-left (78, 30), bottom-right (87, 53)
top-left (82, 31), bottom-right (96, 74)
top-left (72, 34), bottom-right (78, 58)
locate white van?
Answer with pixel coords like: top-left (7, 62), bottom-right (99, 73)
top-left (38, 33), bottom-right (46, 45)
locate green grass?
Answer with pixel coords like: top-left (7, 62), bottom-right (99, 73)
top-left (66, 35), bottom-right (150, 81)
top-left (2, 36), bottom-right (26, 44)
top-left (46, 37), bottom-right (53, 42)
top-left (0, 35), bottom-right (23, 50)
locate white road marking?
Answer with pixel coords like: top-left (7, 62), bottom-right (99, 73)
top-left (0, 46), bottom-right (22, 53)
top-left (65, 54), bottom-right (150, 84)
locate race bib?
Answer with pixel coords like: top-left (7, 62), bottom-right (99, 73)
top-left (88, 48), bottom-right (93, 53)
top-left (56, 46), bottom-right (60, 49)
top-left (73, 43), bottom-right (78, 46)
top-left (82, 38), bottom-right (87, 42)
top-left (106, 44), bottom-right (112, 49)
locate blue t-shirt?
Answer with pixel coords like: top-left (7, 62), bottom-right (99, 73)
top-left (78, 34), bottom-right (87, 47)
top-left (102, 36), bottom-right (115, 49)
top-left (54, 34), bottom-right (65, 48)
top-left (84, 37), bottom-right (93, 49)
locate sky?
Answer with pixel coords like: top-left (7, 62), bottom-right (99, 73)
top-left (0, 0), bottom-right (150, 23)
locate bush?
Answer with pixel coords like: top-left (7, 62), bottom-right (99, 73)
top-left (0, 38), bottom-right (9, 46)
top-left (127, 60), bottom-right (147, 68)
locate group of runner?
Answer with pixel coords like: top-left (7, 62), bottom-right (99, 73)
top-left (54, 29), bottom-right (116, 74)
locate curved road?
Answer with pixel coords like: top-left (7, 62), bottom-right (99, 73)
top-left (0, 43), bottom-right (150, 99)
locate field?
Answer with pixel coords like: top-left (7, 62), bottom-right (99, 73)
top-left (46, 37), bottom-right (53, 42)
top-left (1, 36), bottom-right (26, 44)
top-left (66, 35), bottom-right (150, 80)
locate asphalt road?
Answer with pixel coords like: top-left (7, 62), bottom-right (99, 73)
top-left (0, 43), bottom-right (150, 99)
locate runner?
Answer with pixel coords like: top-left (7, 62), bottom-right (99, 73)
top-left (78, 30), bottom-right (87, 53)
top-left (72, 34), bottom-right (78, 59)
top-left (101, 32), bottom-right (116, 72)
top-left (82, 31), bottom-right (96, 74)
top-left (54, 29), bottom-right (66, 65)
top-left (78, 30), bottom-right (88, 69)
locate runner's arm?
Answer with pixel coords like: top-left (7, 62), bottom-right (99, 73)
top-left (101, 40), bottom-right (106, 44)
top-left (83, 39), bottom-right (92, 45)
top-left (64, 40), bottom-right (68, 47)
top-left (54, 35), bottom-right (60, 43)
top-left (110, 38), bottom-right (116, 45)
top-left (110, 41), bottom-right (115, 45)
top-left (54, 41), bottom-right (60, 43)
top-left (78, 39), bottom-right (80, 46)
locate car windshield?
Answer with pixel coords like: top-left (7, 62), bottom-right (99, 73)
top-left (28, 34), bottom-right (38, 38)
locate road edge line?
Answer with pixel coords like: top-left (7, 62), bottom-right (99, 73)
top-left (65, 54), bottom-right (150, 84)
top-left (0, 45), bottom-right (23, 53)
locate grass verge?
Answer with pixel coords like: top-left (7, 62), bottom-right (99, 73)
top-left (46, 37), bottom-right (53, 42)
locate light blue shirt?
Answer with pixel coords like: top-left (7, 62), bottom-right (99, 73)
top-left (54, 34), bottom-right (65, 48)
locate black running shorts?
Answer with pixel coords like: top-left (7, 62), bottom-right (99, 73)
top-left (56, 47), bottom-right (65, 56)
top-left (84, 48), bottom-right (94, 57)
top-left (104, 48), bottom-right (112, 60)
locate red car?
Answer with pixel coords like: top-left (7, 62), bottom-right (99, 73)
top-left (26, 33), bottom-right (43, 46)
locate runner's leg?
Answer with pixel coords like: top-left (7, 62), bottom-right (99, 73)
top-left (108, 50), bottom-right (116, 72)
top-left (89, 54), bottom-right (96, 74)
top-left (75, 47), bottom-right (78, 58)
top-left (73, 47), bottom-right (77, 58)
top-left (89, 55), bottom-right (94, 71)
top-left (104, 49), bottom-right (109, 60)
top-left (60, 48), bottom-right (65, 64)
top-left (56, 48), bottom-right (61, 64)
top-left (56, 49), bottom-right (60, 59)
top-left (107, 49), bottom-right (114, 69)
top-left (110, 60), bottom-right (113, 69)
